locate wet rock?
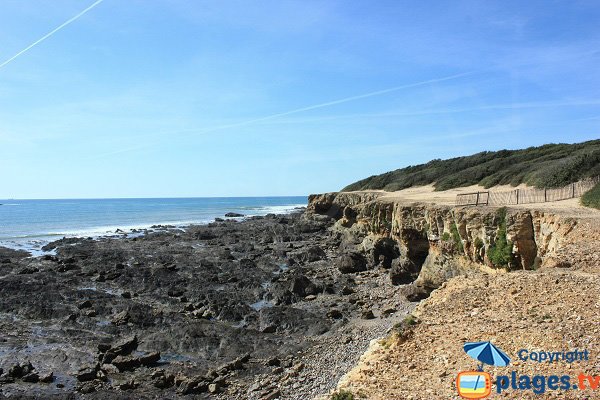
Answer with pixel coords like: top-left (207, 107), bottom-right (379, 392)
top-left (225, 212), bottom-right (245, 217)
top-left (139, 352), bottom-right (161, 367)
top-left (102, 335), bottom-right (138, 363)
top-left (111, 310), bottom-right (130, 325)
top-left (78, 300), bottom-right (93, 309)
top-left (22, 372), bottom-right (39, 383)
top-left (297, 246), bottom-right (326, 262)
top-left (177, 377), bottom-right (208, 395)
top-left (76, 366), bottom-right (99, 382)
top-left (111, 355), bottom-right (140, 372)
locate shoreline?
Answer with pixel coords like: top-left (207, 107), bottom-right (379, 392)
top-left (0, 208), bottom-right (414, 399)
top-left (0, 203), bottom-right (307, 256)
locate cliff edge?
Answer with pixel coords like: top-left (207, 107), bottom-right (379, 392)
top-left (307, 191), bottom-right (600, 399)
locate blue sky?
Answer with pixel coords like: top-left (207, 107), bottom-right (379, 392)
top-left (0, 0), bottom-right (599, 198)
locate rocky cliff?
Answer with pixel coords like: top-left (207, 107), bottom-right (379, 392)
top-left (308, 192), bottom-right (578, 292)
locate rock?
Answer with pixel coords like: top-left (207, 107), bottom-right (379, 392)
top-left (208, 382), bottom-right (221, 393)
top-left (84, 309), bottom-right (97, 317)
top-left (177, 378), bottom-right (208, 395)
top-left (77, 381), bottom-right (98, 394)
top-left (341, 286), bottom-right (355, 295)
top-left (22, 372), bottom-right (39, 383)
top-left (262, 389), bottom-right (281, 400)
top-left (139, 352), bottom-right (161, 367)
top-left (98, 343), bottom-right (112, 353)
top-left (361, 309), bottom-right (375, 319)
top-left (298, 246), bottom-right (326, 262)
top-left (0, 376), bottom-right (15, 385)
top-left (266, 357), bottom-right (280, 367)
top-left (76, 367), bottom-right (98, 382)
top-left (111, 355), bottom-right (140, 372)
top-left (390, 256), bottom-right (419, 285)
top-left (102, 335), bottom-right (138, 363)
top-left (290, 274), bottom-right (318, 297)
top-left (121, 291), bottom-right (132, 299)
top-left (338, 252), bottom-right (367, 273)
top-left (327, 309), bottom-right (343, 319)
top-left (304, 294), bottom-right (317, 301)
top-left (111, 310), bottom-right (130, 325)
top-left (116, 379), bottom-right (137, 390)
top-left (225, 212), bottom-right (244, 217)
top-left (167, 288), bottom-right (185, 297)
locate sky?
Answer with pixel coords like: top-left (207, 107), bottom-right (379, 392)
top-left (0, 0), bottom-right (599, 199)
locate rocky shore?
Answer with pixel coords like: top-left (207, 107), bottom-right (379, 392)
top-left (0, 210), bottom-right (414, 399)
top-left (3, 190), bottom-right (597, 399)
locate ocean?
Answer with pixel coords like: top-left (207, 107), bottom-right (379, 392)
top-left (0, 196), bottom-right (307, 255)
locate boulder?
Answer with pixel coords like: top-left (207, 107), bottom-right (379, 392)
top-left (111, 356), bottom-right (140, 372)
top-left (390, 256), bottom-right (419, 285)
top-left (102, 335), bottom-right (138, 363)
top-left (225, 212), bottom-right (244, 218)
top-left (139, 352), bottom-right (161, 367)
top-left (337, 252), bottom-right (367, 273)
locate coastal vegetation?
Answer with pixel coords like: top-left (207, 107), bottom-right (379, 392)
top-left (488, 207), bottom-right (513, 268)
top-left (342, 139), bottom-right (600, 192)
top-left (581, 181), bottom-right (600, 209)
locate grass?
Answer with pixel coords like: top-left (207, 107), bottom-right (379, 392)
top-left (342, 139), bottom-right (600, 192)
top-left (487, 207), bottom-right (513, 268)
top-left (581, 181), bottom-right (600, 209)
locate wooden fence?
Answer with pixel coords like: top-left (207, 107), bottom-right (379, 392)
top-left (455, 176), bottom-right (600, 206)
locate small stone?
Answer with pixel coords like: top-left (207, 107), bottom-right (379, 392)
top-left (39, 372), bottom-right (54, 383)
top-left (22, 372), bottom-right (39, 383)
top-left (361, 309), bottom-right (376, 319)
top-left (208, 383), bottom-right (220, 393)
top-left (78, 300), bottom-right (93, 309)
top-left (304, 294), bottom-right (317, 301)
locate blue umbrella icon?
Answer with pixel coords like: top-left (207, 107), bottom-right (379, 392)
top-left (464, 341), bottom-right (511, 371)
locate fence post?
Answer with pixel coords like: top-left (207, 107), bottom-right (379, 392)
top-left (572, 183), bottom-right (575, 198)
top-left (515, 189), bottom-right (519, 204)
top-left (476, 192), bottom-right (480, 206)
top-left (544, 188), bottom-right (547, 202)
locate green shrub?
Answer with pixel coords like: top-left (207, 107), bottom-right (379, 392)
top-left (451, 222), bottom-right (464, 253)
top-left (331, 389), bottom-right (355, 400)
top-left (342, 140), bottom-right (600, 192)
top-left (488, 207), bottom-right (513, 267)
top-left (474, 237), bottom-right (484, 250)
top-left (581, 181), bottom-right (600, 209)
top-left (441, 232), bottom-right (450, 241)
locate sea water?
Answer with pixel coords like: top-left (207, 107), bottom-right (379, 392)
top-left (0, 196), bottom-right (306, 254)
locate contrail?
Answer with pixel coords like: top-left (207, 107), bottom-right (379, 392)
top-left (0, 0), bottom-right (104, 69)
top-left (89, 70), bottom-right (479, 159)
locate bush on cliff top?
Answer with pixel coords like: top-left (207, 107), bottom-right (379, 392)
top-left (342, 139), bottom-right (600, 192)
top-left (581, 181), bottom-right (600, 210)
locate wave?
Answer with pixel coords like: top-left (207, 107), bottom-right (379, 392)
top-left (0, 202), bottom-right (306, 253)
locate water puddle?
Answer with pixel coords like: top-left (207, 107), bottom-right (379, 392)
top-left (250, 299), bottom-right (273, 311)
